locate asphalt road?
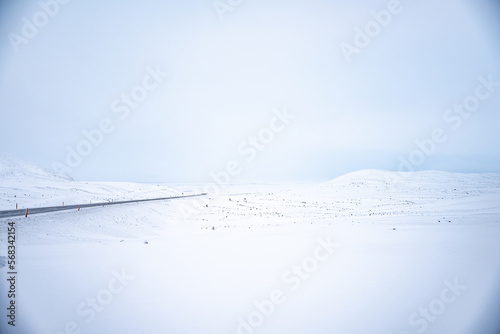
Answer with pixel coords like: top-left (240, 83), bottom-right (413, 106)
top-left (0, 193), bottom-right (207, 219)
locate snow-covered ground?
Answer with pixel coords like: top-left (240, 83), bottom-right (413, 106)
top-left (1, 156), bottom-right (500, 334)
top-left (0, 154), bottom-right (182, 212)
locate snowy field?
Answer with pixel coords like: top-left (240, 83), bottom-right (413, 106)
top-left (1, 157), bottom-right (500, 334)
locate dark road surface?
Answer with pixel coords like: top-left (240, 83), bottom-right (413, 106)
top-left (0, 193), bottom-right (207, 218)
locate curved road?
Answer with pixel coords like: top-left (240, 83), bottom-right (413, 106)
top-left (0, 193), bottom-right (207, 219)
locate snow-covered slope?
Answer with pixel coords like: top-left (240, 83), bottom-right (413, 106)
top-left (186, 169), bottom-right (500, 231)
top-left (0, 153), bottom-right (71, 181)
top-left (0, 154), bottom-right (182, 211)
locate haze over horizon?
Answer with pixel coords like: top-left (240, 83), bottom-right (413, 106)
top-left (1, 0), bottom-right (500, 183)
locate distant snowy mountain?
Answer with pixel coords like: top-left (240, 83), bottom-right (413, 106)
top-left (327, 169), bottom-right (500, 189)
top-left (0, 153), bottom-right (72, 181)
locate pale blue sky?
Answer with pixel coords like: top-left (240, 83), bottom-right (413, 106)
top-left (0, 0), bottom-right (499, 182)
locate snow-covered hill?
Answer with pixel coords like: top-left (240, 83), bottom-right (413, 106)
top-left (186, 169), bottom-right (500, 231)
top-left (0, 154), bottom-right (182, 212)
top-left (0, 153), bottom-right (71, 181)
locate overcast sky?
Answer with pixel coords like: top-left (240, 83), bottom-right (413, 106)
top-left (0, 0), bottom-right (499, 183)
